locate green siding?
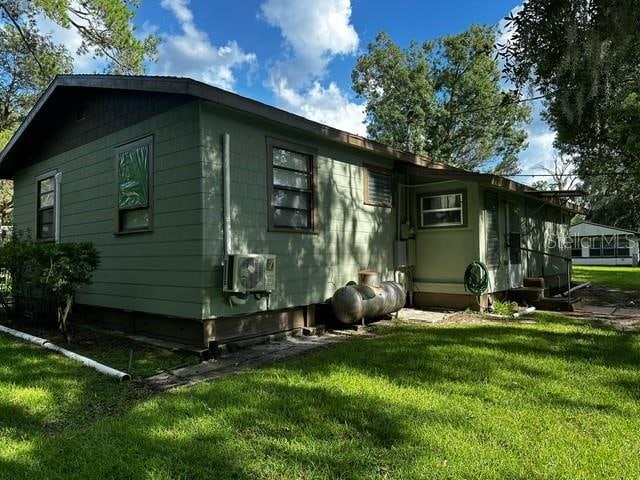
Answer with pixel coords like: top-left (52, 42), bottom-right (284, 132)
top-left (200, 102), bottom-right (396, 318)
top-left (407, 180), bottom-right (480, 294)
top-left (478, 187), bottom-right (570, 292)
top-left (13, 100), bottom-right (204, 319)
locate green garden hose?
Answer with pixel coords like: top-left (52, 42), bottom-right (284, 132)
top-left (464, 261), bottom-right (490, 296)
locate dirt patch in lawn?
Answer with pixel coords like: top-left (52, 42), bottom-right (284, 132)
top-left (576, 282), bottom-right (640, 308)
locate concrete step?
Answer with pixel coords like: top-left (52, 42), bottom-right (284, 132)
top-left (509, 286), bottom-right (545, 304)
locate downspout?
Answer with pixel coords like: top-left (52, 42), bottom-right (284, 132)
top-left (222, 133), bottom-right (249, 306)
top-left (223, 132), bottom-right (231, 257)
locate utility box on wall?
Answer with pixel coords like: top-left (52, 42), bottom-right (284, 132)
top-left (394, 239), bottom-right (416, 268)
top-left (394, 240), bottom-right (407, 267)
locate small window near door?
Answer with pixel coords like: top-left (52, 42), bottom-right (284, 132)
top-left (364, 165), bottom-right (393, 207)
top-left (418, 191), bottom-right (465, 228)
top-left (116, 136), bottom-right (153, 233)
top-left (36, 174), bottom-right (56, 240)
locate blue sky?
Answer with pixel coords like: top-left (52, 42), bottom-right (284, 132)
top-left (39, 0), bottom-right (556, 180)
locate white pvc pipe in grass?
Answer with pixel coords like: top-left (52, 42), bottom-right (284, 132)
top-left (0, 324), bottom-right (130, 381)
top-left (485, 306), bottom-right (537, 320)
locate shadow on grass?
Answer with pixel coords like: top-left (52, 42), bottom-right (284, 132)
top-left (1, 321), bottom-right (639, 479)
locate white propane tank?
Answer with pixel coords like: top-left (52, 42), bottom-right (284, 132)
top-left (331, 271), bottom-right (406, 324)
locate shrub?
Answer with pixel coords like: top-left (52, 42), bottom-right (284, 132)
top-left (0, 232), bottom-right (99, 340)
top-left (493, 300), bottom-right (519, 316)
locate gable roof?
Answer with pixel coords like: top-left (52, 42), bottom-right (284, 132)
top-left (0, 74), bottom-right (583, 212)
top-left (569, 221), bottom-right (640, 236)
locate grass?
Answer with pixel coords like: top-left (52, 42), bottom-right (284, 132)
top-left (573, 265), bottom-right (640, 291)
top-left (1, 316), bottom-right (640, 479)
top-left (0, 321), bottom-right (198, 378)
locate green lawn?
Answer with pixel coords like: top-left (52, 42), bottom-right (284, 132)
top-left (573, 265), bottom-right (640, 291)
top-left (1, 316), bottom-right (640, 479)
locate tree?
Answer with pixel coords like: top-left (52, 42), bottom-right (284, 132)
top-left (0, 0), bottom-right (158, 226)
top-left (352, 26), bottom-right (531, 174)
top-left (541, 154), bottom-right (580, 191)
top-left (500, 0), bottom-right (640, 229)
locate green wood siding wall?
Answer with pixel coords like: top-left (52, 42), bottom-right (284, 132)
top-left (407, 180), bottom-right (480, 295)
top-left (200, 102), bottom-right (396, 318)
top-left (13, 100), bottom-right (204, 319)
top-left (478, 188), bottom-right (570, 292)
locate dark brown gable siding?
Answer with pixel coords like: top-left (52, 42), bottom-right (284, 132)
top-left (7, 88), bottom-right (192, 173)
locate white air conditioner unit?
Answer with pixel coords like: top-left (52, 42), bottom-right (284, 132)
top-left (223, 254), bottom-right (276, 293)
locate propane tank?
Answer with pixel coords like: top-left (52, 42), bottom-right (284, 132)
top-left (331, 272), bottom-right (406, 325)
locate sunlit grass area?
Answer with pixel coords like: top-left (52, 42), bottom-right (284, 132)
top-left (573, 265), bottom-right (640, 291)
top-left (1, 316), bottom-right (640, 479)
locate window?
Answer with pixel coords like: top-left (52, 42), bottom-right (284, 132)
top-left (617, 236), bottom-right (631, 257)
top-left (116, 136), bottom-right (153, 232)
top-left (485, 192), bottom-right (500, 265)
top-left (507, 203), bottom-right (521, 264)
top-left (602, 235), bottom-right (616, 257)
top-left (418, 191), bottom-right (465, 228)
top-left (571, 236), bottom-right (583, 257)
top-left (364, 165), bottom-right (393, 207)
top-left (267, 139), bottom-right (316, 232)
top-left (36, 173), bottom-right (58, 240)
top-left (589, 236), bottom-right (602, 257)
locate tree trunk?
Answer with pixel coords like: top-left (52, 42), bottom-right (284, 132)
top-left (57, 293), bottom-right (74, 343)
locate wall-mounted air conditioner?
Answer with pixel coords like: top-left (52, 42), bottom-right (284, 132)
top-left (223, 254), bottom-right (276, 293)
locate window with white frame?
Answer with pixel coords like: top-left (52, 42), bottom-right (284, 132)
top-left (617, 236), bottom-right (631, 257)
top-left (571, 236), bottom-right (583, 257)
top-left (418, 191), bottom-right (465, 228)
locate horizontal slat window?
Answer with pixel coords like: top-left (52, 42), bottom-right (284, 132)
top-left (268, 140), bottom-right (316, 233)
top-left (364, 166), bottom-right (392, 207)
top-left (273, 169), bottom-right (310, 190)
top-left (272, 190), bottom-right (310, 210)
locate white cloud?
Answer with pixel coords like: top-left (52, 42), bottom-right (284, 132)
top-left (261, 0), bottom-right (359, 85)
top-left (259, 0), bottom-right (366, 136)
top-left (274, 79), bottom-right (366, 136)
top-left (496, 4), bottom-right (523, 48)
top-left (156, 0), bottom-right (256, 91)
top-left (516, 99), bottom-right (560, 184)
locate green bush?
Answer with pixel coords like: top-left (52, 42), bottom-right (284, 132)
top-left (493, 299), bottom-right (520, 316)
top-left (0, 232), bottom-right (99, 340)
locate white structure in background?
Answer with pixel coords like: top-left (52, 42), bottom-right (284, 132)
top-left (570, 221), bottom-right (639, 266)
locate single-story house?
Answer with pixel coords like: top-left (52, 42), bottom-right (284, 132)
top-left (0, 75), bottom-right (580, 348)
top-left (570, 221), bottom-right (639, 266)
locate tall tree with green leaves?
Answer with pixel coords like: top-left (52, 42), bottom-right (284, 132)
top-left (0, 0), bottom-right (158, 226)
top-left (500, 0), bottom-right (640, 229)
top-left (352, 26), bottom-right (531, 174)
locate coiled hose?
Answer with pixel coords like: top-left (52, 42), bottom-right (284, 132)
top-left (463, 261), bottom-right (490, 296)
